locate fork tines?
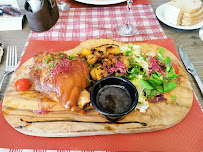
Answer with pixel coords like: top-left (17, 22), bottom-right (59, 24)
top-left (6, 46), bottom-right (17, 67)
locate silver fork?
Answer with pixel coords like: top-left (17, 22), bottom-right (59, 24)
top-left (0, 46), bottom-right (18, 91)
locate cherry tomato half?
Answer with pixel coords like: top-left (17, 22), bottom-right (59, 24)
top-left (15, 78), bottom-right (31, 91)
top-left (172, 63), bottom-right (179, 74)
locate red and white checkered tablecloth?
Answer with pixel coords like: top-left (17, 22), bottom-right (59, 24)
top-left (28, 5), bottom-right (167, 42)
top-left (19, 4), bottom-right (167, 65)
top-left (20, 4), bottom-right (166, 60)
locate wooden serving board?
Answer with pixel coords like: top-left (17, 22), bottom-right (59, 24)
top-left (2, 39), bottom-right (193, 137)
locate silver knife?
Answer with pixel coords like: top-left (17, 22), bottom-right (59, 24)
top-left (179, 45), bottom-right (203, 95)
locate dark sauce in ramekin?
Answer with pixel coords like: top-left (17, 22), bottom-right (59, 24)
top-left (96, 85), bottom-right (131, 114)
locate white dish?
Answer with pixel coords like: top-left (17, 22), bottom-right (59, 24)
top-left (74, 0), bottom-right (126, 5)
top-left (156, 4), bottom-right (203, 30)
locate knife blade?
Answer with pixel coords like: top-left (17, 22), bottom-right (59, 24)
top-left (179, 45), bottom-right (203, 95)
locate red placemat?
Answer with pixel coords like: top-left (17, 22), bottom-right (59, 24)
top-left (0, 38), bottom-right (202, 152)
top-left (57, 0), bottom-right (151, 8)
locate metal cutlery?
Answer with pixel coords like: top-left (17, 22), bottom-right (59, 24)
top-left (0, 46), bottom-right (18, 91)
top-left (179, 45), bottom-right (203, 95)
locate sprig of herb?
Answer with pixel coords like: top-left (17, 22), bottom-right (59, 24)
top-left (67, 56), bottom-right (76, 60)
top-left (34, 66), bottom-right (39, 70)
top-left (44, 59), bottom-right (49, 64)
top-left (171, 94), bottom-right (177, 102)
top-left (88, 63), bottom-right (93, 69)
top-left (87, 77), bottom-right (92, 83)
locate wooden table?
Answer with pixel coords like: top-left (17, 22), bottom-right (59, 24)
top-left (0, 0), bottom-right (202, 107)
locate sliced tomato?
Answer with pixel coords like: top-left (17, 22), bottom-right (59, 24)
top-left (15, 78), bottom-right (31, 91)
top-left (172, 63), bottom-right (179, 74)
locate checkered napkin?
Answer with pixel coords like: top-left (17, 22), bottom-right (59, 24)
top-left (28, 5), bottom-right (166, 42)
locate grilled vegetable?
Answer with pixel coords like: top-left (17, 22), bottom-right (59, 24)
top-left (86, 54), bottom-right (98, 65)
top-left (81, 48), bottom-right (92, 56)
top-left (90, 66), bottom-right (107, 81)
top-left (106, 46), bottom-right (120, 55)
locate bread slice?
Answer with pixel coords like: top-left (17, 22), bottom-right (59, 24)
top-left (168, 0), bottom-right (202, 14)
top-left (164, 0), bottom-right (203, 26)
top-left (182, 14), bottom-right (203, 22)
top-left (182, 13), bottom-right (203, 26)
top-left (181, 5), bottom-right (203, 26)
top-left (181, 18), bottom-right (202, 26)
top-left (183, 7), bottom-right (203, 18)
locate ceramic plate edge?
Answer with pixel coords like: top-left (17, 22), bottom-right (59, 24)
top-left (74, 0), bottom-right (126, 5)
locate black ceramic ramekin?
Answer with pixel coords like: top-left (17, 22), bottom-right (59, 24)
top-left (90, 76), bottom-right (139, 122)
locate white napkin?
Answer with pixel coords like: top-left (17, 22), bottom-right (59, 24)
top-left (27, 0), bottom-right (42, 13)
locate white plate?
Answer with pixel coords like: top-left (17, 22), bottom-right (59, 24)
top-left (75, 0), bottom-right (126, 5)
top-left (156, 4), bottom-right (203, 30)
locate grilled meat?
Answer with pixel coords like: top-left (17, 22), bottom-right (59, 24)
top-left (30, 52), bottom-right (90, 114)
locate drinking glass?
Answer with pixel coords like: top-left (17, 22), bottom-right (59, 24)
top-left (116, 0), bottom-right (137, 36)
